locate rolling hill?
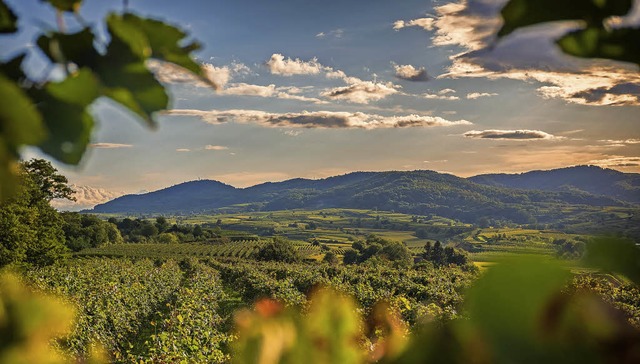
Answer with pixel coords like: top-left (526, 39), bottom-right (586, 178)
top-left (90, 168), bottom-right (635, 229)
top-left (470, 165), bottom-right (640, 204)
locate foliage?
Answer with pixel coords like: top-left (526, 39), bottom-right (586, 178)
top-left (499, 0), bottom-right (640, 66)
top-left (255, 237), bottom-right (301, 263)
top-left (0, 160), bottom-right (70, 267)
top-left (423, 240), bottom-right (470, 267)
top-left (0, 0), bottom-right (208, 200)
top-left (0, 272), bottom-right (75, 364)
top-left (61, 213), bottom-right (122, 251)
top-left (130, 260), bottom-right (230, 363)
top-left (25, 258), bottom-right (183, 360)
top-left (345, 235), bottom-right (412, 267)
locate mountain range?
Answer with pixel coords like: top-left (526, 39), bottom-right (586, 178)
top-left (90, 166), bottom-right (639, 229)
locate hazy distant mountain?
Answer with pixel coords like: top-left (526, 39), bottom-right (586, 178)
top-left (90, 169), bottom-right (632, 226)
top-left (470, 165), bottom-right (640, 203)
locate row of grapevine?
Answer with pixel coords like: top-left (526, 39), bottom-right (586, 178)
top-left (24, 258), bottom-right (184, 359)
top-left (128, 260), bottom-right (231, 363)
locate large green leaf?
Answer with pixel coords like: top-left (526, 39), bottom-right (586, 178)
top-left (499, 0), bottom-right (633, 37)
top-left (106, 13), bottom-right (151, 61)
top-left (583, 237), bottom-right (640, 284)
top-left (98, 61), bottom-right (168, 128)
top-left (557, 27), bottom-right (640, 65)
top-left (41, 0), bottom-right (82, 12)
top-left (0, 73), bottom-right (45, 200)
top-left (0, 73), bottom-right (45, 147)
top-left (37, 28), bottom-right (100, 68)
top-left (465, 257), bottom-right (572, 363)
top-left (0, 0), bottom-right (17, 34)
top-left (35, 69), bottom-right (99, 164)
top-left (120, 13), bottom-right (205, 78)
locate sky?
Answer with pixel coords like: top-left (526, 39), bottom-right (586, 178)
top-left (3, 0), bottom-right (640, 210)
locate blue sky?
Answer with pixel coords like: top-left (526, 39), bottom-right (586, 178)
top-left (4, 0), bottom-right (640, 209)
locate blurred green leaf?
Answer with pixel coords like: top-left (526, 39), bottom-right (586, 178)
top-left (465, 257), bottom-right (572, 363)
top-left (0, 73), bottom-right (45, 148)
top-left (106, 13), bottom-right (150, 61)
top-left (120, 13), bottom-right (205, 78)
top-left (35, 69), bottom-right (99, 164)
top-left (0, 0), bottom-right (17, 34)
top-left (499, 0), bottom-right (633, 37)
top-left (557, 27), bottom-right (640, 65)
top-left (41, 0), bottom-right (83, 12)
top-left (37, 29), bottom-right (100, 68)
top-left (583, 237), bottom-right (640, 284)
top-left (0, 53), bottom-right (27, 82)
top-left (98, 62), bottom-right (167, 128)
top-left (98, 13), bottom-right (168, 126)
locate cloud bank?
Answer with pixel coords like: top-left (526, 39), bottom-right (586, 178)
top-left (165, 109), bottom-right (471, 129)
top-left (51, 185), bottom-right (123, 211)
top-left (90, 143), bottom-right (132, 149)
top-left (463, 129), bottom-right (564, 140)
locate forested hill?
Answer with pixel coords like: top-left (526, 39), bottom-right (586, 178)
top-left (90, 169), bottom-right (634, 225)
top-left (470, 165), bottom-right (640, 204)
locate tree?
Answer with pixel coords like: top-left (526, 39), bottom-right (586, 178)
top-left (0, 160), bottom-right (71, 266)
top-left (322, 251), bottom-right (339, 265)
top-left (255, 237), bottom-right (300, 263)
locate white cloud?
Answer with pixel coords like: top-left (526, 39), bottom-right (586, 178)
top-left (147, 60), bottom-right (249, 90)
top-left (315, 29), bottom-right (344, 39)
top-left (393, 64), bottom-right (429, 81)
top-left (176, 148), bottom-right (191, 152)
top-left (466, 92), bottom-right (498, 99)
top-left (266, 53), bottom-right (324, 76)
top-left (164, 109), bottom-right (471, 129)
top-left (599, 139), bottom-right (640, 145)
top-left (463, 129), bottom-right (564, 140)
top-left (205, 145), bottom-right (229, 151)
top-left (321, 80), bottom-right (400, 104)
top-left (393, 17), bottom-right (435, 31)
top-left (220, 83), bottom-right (327, 104)
top-left (90, 143), bottom-right (132, 149)
top-left (422, 89), bottom-right (460, 100)
top-left (51, 185), bottom-right (123, 211)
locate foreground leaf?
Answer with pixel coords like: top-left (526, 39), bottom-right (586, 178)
top-left (557, 27), bottom-right (640, 66)
top-left (0, 0), bottom-right (17, 34)
top-left (499, 0), bottom-right (633, 37)
top-left (583, 237), bottom-right (640, 284)
top-left (35, 69), bottom-right (99, 164)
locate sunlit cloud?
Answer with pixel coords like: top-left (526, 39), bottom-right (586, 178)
top-left (90, 143), bottom-right (133, 149)
top-left (51, 185), bottom-right (123, 211)
top-left (220, 83), bottom-right (327, 104)
top-left (320, 80), bottom-right (400, 104)
top-left (266, 53), bottom-right (324, 76)
top-left (422, 89), bottom-right (460, 100)
top-left (176, 148), bottom-right (191, 152)
top-left (164, 109), bottom-right (471, 129)
top-left (588, 156), bottom-right (640, 168)
top-left (393, 64), bottom-right (429, 81)
top-left (204, 145), bottom-right (229, 151)
top-left (463, 129), bottom-right (564, 140)
top-left (598, 139), bottom-right (640, 145)
top-left (466, 92), bottom-right (497, 99)
top-left (147, 59), bottom-right (250, 90)
top-left (392, 17), bottom-right (435, 31)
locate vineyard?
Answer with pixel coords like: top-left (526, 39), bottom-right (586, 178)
top-left (15, 254), bottom-right (479, 361)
